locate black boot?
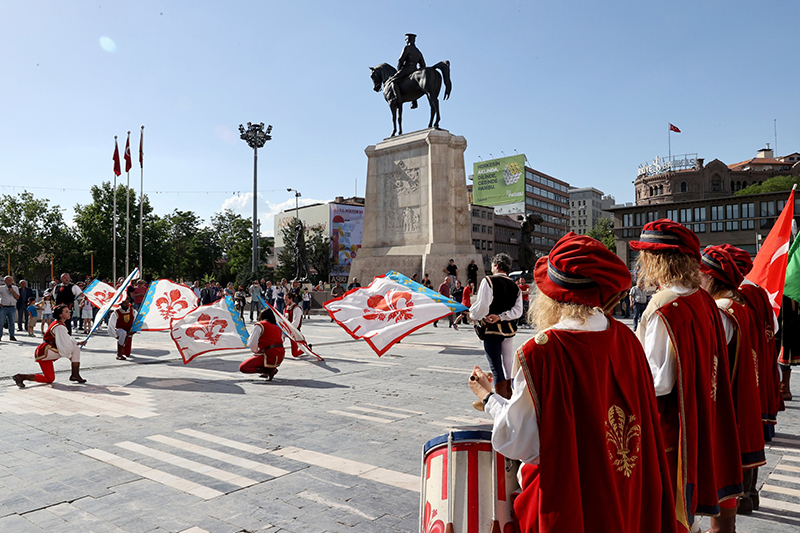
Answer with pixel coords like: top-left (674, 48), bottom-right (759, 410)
top-left (69, 362), bottom-right (87, 383)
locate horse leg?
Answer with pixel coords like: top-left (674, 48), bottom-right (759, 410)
top-left (427, 94), bottom-right (438, 129)
top-left (391, 104), bottom-right (397, 137)
top-left (398, 103), bottom-right (403, 135)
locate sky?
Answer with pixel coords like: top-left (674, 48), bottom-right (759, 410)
top-left (3, 1), bottom-right (799, 236)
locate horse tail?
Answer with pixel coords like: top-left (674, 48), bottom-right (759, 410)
top-left (434, 60), bottom-right (451, 100)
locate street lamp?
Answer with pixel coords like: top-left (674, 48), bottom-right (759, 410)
top-left (287, 188), bottom-right (301, 221)
top-left (239, 122), bottom-right (273, 275)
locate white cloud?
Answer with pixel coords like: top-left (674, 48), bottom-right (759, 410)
top-left (219, 193), bottom-right (329, 237)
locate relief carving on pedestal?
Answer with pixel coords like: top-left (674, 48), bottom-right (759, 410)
top-left (385, 206), bottom-right (420, 234)
top-left (388, 160), bottom-right (421, 196)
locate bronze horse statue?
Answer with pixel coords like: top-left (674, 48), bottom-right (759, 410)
top-left (370, 61), bottom-right (451, 137)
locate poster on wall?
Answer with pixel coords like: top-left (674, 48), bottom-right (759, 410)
top-left (330, 204), bottom-right (365, 283)
top-left (472, 154), bottom-right (526, 210)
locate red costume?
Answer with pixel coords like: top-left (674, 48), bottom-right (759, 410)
top-left (113, 307), bottom-right (135, 357)
top-left (239, 320), bottom-right (285, 374)
top-left (285, 303), bottom-right (303, 357)
top-left (515, 319), bottom-right (677, 533)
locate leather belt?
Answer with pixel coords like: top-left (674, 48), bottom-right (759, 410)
top-left (257, 343), bottom-right (283, 353)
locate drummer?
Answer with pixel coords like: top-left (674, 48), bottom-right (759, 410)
top-left (468, 233), bottom-right (677, 532)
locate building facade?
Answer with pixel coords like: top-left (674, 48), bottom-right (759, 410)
top-left (569, 187), bottom-right (614, 234)
top-left (493, 215), bottom-right (523, 270)
top-left (523, 168), bottom-right (571, 255)
top-left (469, 204), bottom-right (495, 272)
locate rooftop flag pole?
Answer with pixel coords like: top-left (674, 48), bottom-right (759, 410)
top-left (124, 131), bottom-right (132, 274)
top-left (112, 136), bottom-right (122, 283)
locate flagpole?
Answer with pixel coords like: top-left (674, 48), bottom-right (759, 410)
top-left (113, 136), bottom-right (118, 284)
top-left (126, 131), bottom-right (131, 274)
top-left (668, 123), bottom-right (671, 162)
top-left (139, 126), bottom-right (144, 278)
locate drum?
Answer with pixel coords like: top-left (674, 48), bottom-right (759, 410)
top-left (419, 430), bottom-right (519, 533)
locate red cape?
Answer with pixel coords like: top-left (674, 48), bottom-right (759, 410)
top-left (515, 319), bottom-right (677, 533)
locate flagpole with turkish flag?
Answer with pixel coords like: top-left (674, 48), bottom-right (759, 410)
top-left (746, 185), bottom-right (796, 319)
top-left (112, 136), bottom-right (122, 282)
top-left (124, 131), bottom-right (132, 274)
top-left (138, 125), bottom-right (144, 278)
top-left (668, 123), bottom-right (680, 162)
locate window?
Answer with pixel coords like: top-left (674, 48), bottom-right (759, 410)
top-left (487, 241), bottom-right (492, 250)
top-left (623, 214), bottom-right (633, 227)
top-left (761, 201), bottom-right (776, 229)
top-left (726, 204), bottom-right (739, 231)
top-left (526, 184), bottom-right (534, 193)
top-left (741, 203), bottom-right (754, 230)
top-left (473, 239), bottom-right (480, 249)
top-left (635, 212), bottom-right (644, 226)
top-left (680, 182), bottom-right (687, 193)
top-left (659, 185), bottom-right (664, 195)
top-left (666, 209), bottom-right (678, 221)
top-left (534, 175), bottom-right (541, 184)
top-left (711, 180), bottom-right (721, 192)
top-left (692, 207), bottom-right (706, 233)
top-left (648, 211), bottom-right (658, 222)
top-left (526, 197), bottom-right (534, 205)
top-left (472, 224), bottom-right (479, 232)
top-left (481, 240), bottom-right (486, 250)
top-left (711, 205), bottom-right (724, 232)
top-left (680, 209), bottom-right (692, 224)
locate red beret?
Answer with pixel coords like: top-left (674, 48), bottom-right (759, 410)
top-left (534, 232), bottom-right (632, 308)
top-left (699, 245), bottom-right (744, 288)
top-left (717, 244), bottom-right (753, 276)
top-left (629, 219), bottom-right (701, 260)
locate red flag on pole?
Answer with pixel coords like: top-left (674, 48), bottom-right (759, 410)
top-left (138, 127), bottom-right (144, 168)
top-left (669, 123), bottom-right (681, 133)
top-left (746, 187), bottom-right (796, 317)
top-left (112, 139), bottom-right (121, 177)
top-left (124, 133), bottom-right (132, 172)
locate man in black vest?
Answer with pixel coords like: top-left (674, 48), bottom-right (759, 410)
top-left (53, 273), bottom-right (81, 335)
top-left (469, 253), bottom-right (522, 399)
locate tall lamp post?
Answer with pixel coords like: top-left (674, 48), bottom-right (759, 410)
top-left (287, 188), bottom-right (301, 222)
top-left (239, 122), bottom-right (272, 275)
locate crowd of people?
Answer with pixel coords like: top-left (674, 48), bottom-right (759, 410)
top-left (467, 222), bottom-right (795, 533)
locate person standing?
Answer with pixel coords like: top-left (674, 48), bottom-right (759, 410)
top-left (26, 297), bottom-right (39, 337)
top-left (434, 277), bottom-right (455, 328)
top-left (302, 288), bottom-right (312, 320)
top-left (200, 282), bottom-right (214, 305)
top-left (443, 259), bottom-right (458, 290)
top-left (53, 273), bottom-right (82, 335)
top-left (284, 293), bottom-right (303, 357)
top-left (467, 259), bottom-right (479, 288)
top-left (108, 299), bottom-right (137, 360)
top-left (468, 233), bottom-right (677, 533)
top-left (16, 280), bottom-right (33, 333)
top-left (40, 292), bottom-right (53, 335)
top-left (234, 286), bottom-right (247, 320)
top-left (240, 307), bottom-right (285, 381)
top-left (630, 220), bottom-right (743, 531)
top-left (453, 280), bottom-right (473, 327)
top-left (629, 277), bottom-right (649, 332)
top-left (275, 281), bottom-right (286, 314)
top-left (132, 280), bottom-right (148, 311)
top-left (0, 276), bottom-right (19, 341)
top-left (13, 304), bottom-right (86, 387)
top-left (517, 277), bottom-right (531, 329)
top-left (249, 280), bottom-right (263, 321)
top-left (452, 279), bottom-right (464, 304)
top-left (347, 277), bottom-right (361, 291)
top-left (80, 295), bottom-right (93, 333)
top-left (469, 253), bottom-right (522, 399)
top-left (192, 281), bottom-right (202, 304)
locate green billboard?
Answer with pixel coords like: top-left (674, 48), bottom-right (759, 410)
top-left (472, 154), bottom-right (526, 208)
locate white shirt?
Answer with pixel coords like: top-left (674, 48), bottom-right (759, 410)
top-left (715, 295), bottom-right (736, 345)
top-left (0, 284), bottom-right (19, 306)
top-left (642, 284), bottom-right (693, 397)
top-left (247, 323), bottom-right (263, 352)
top-left (469, 275), bottom-right (523, 322)
top-left (484, 311), bottom-right (609, 465)
top-left (286, 304), bottom-right (301, 328)
top-left (53, 322), bottom-right (80, 356)
top-left (108, 308), bottom-right (138, 338)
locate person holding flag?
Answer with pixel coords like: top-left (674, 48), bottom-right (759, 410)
top-left (13, 304), bottom-right (87, 387)
top-left (284, 292), bottom-right (304, 357)
top-left (108, 299), bottom-right (137, 360)
top-left (240, 307), bottom-right (285, 381)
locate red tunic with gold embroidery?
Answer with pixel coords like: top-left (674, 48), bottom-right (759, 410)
top-left (514, 319), bottom-right (677, 533)
top-left (654, 290), bottom-right (743, 524)
top-left (740, 284), bottom-right (783, 425)
top-left (256, 320), bottom-right (285, 368)
top-left (718, 298), bottom-right (767, 468)
top-left (34, 320), bottom-right (64, 360)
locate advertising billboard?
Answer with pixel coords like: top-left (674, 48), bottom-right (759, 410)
top-left (330, 204), bottom-right (365, 283)
top-left (472, 155), bottom-right (526, 212)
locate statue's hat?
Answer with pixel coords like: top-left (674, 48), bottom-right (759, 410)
top-left (405, 33), bottom-right (417, 39)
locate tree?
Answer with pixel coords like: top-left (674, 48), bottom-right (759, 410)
top-left (0, 191), bottom-right (76, 282)
top-left (736, 175), bottom-right (800, 196)
top-left (587, 217), bottom-right (616, 253)
top-left (160, 209), bottom-right (219, 283)
top-left (210, 209), bottom-right (253, 281)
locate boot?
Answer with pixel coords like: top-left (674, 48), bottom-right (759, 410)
top-left (738, 468), bottom-right (754, 515)
top-left (706, 504), bottom-right (737, 533)
top-left (69, 362), bottom-right (87, 383)
top-left (13, 374), bottom-right (34, 388)
top-left (495, 379), bottom-right (512, 400)
top-left (116, 344), bottom-right (127, 360)
top-left (781, 368), bottom-right (792, 401)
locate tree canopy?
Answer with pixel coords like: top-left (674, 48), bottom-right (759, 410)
top-left (587, 217), bottom-right (616, 253)
top-left (736, 175), bottom-right (800, 196)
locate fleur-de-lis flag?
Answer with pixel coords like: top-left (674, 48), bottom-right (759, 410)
top-left (132, 279), bottom-right (199, 332)
top-left (170, 296), bottom-right (248, 364)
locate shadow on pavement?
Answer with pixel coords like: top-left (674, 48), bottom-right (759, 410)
top-left (132, 349), bottom-right (172, 357)
top-left (47, 383), bottom-right (130, 396)
top-left (251, 378), bottom-right (349, 389)
top-left (125, 376), bottom-right (246, 394)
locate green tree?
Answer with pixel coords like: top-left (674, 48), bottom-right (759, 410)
top-left (0, 191), bottom-right (76, 282)
top-left (210, 209), bottom-right (254, 282)
top-left (587, 217), bottom-right (616, 253)
top-left (736, 175), bottom-right (800, 196)
top-left (160, 209), bottom-right (220, 283)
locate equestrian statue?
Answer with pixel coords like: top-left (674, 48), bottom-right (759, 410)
top-left (370, 33), bottom-right (452, 137)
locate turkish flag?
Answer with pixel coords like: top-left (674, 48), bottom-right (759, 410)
top-left (124, 134), bottom-right (132, 172)
top-left (746, 187), bottom-right (796, 317)
top-left (112, 139), bottom-right (121, 176)
top-left (669, 123), bottom-right (681, 133)
top-left (138, 127), bottom-right (144, 168)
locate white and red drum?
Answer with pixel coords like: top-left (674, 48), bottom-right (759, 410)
top-left (420, 430), bottom-right (519, 533)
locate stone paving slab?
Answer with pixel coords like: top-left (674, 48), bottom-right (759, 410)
top-left (0, 317), bottom-right (799, 531)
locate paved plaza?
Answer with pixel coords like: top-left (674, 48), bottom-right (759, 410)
top-left (1, 317), bottom-right (799, 532)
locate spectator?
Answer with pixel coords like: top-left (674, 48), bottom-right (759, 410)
top-left (289, 280), bottom-right (301, 301)
top-left (452, 279), bottom-right (464, 304)
top-left (467, 259), bottom-right (479, 287)
top-left (200, 282), bottom-right (214, 305)
top-left (314, 280), bottom-right (325, 291)
top-left (275, 281), bottom-right (286, 314)
top-left (215, 282), bottom-right (224, 301)
top-left (302, 288), bottom-right (312, 319)
top-left (40, 292), bottom-right (54, 335)
top-left (629, 277), bottom-right (648, 332)
top-left (249, 280), bottom-right (263, 322)
top-left (264, 280), bottom-right (275, 308)
top-left (26, 297), bottom-right (38, 337)
top-left (517, 277), bottom-right (531, 329)
top-left (434, 277), bottom-right (455, 329)
top-left (330, 282), bottom-right (345, 322)
top-left (234, 286), bottom-right (247, 320)
top-left (422, 273), bottom-right (432, 289)
top-left (16, 280), bottom-right (34, 333)
top-left (192, 281), bottom-right (202, 304)
top-left (1, 276), bottom-right (20, 341)
top-left (80, 295), bottom-right (93, 333)
top-left (53, 273), bottom-right (82, 335)
top-left (443, 259), bottom-right (458, 290)
top-left (347, 277), bottom-right (361, 291)
top-left (453, 280), bottom-right (473, 327)
top-left (132, 280), bottom-right (148, 311)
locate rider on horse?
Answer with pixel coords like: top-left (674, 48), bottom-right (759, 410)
top-left (387, 33), bottom-right (425, 109)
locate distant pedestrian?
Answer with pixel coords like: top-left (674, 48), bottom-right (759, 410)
top-left (234, 286), bottom-right (247, 319)
top-left (53, 273), bottom-right (82, 335)
top-left (16, 280), bottom-right (34, 333)
top-left (443, 259), bottom-right (458, 290)
top-left (81, 296), bottom-right (94, 332)
top-left (467, 259), bottom-right (479, 287)
top-left (40, 293), bottom-right (54, 334)
top-left (434, 277), bottom-right (455, 328)
top-left (302, 288), bottom-right (312, 319)
top-left (200, 282), bottom-right (214, 305)
top-left (192, 281), bottom-right (202, 304)
top-left (629, 277), bottom-right (648, 332)
top-left (0, 276), bottom-right (20, 341)
top-left (249, 280), bottom-right (263, 321)
top-left (275, 281), bottom-right (286, 314)
top-left (26, 297), bottom-right (39, 337)
top-left (347, 277), bottom-right (361, 291)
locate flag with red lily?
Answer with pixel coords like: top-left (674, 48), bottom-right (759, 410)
top-left (746, 186), bottom-right (796, 318)
top-left (85, 268), bottom-right (139, 343)
top-left (83, 279), bottom-right (120, 309)
top-left (131, 279), bottom-right (199, 332)
top-left (264, 302), bottom-right (323, 361)
top-left (170, 295), bottom-right (249, 364)
top-left (324, 271), bottom-right (467, 356)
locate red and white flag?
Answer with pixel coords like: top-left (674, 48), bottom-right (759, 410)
top-left (124, 132), bottom-right (132, 172)
top-left (131, 279), bottom-right (198, 332)
top-left (139, 127), bottom-right (144, 168)
top-left (170, 296), bottom-right (248, 364)
top-left (112, 138), bottom-right (121, 176)
top-left (266, 303), bottom-right (323, 361)
top-left (746, 187), bottom-right (796, 317)
top-left (83, 279), bottom-right (120, 309)
top-left (324, 271), bottom-right (467, 356)
top-left (669, 123), bottom-right (681, 133)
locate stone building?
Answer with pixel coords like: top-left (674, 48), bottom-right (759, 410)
top-left (569, 187), bottom-right (614, 234)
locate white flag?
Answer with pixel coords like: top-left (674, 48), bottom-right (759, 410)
top-left (132, 279), bottom-right (198, 332)
top-left (170, 296), bottom-right (248, 364)
top-left (83, 279), bottom-right (119, 309)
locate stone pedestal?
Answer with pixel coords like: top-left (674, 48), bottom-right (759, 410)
top-left (348, 128), bottom-right (483, 287)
